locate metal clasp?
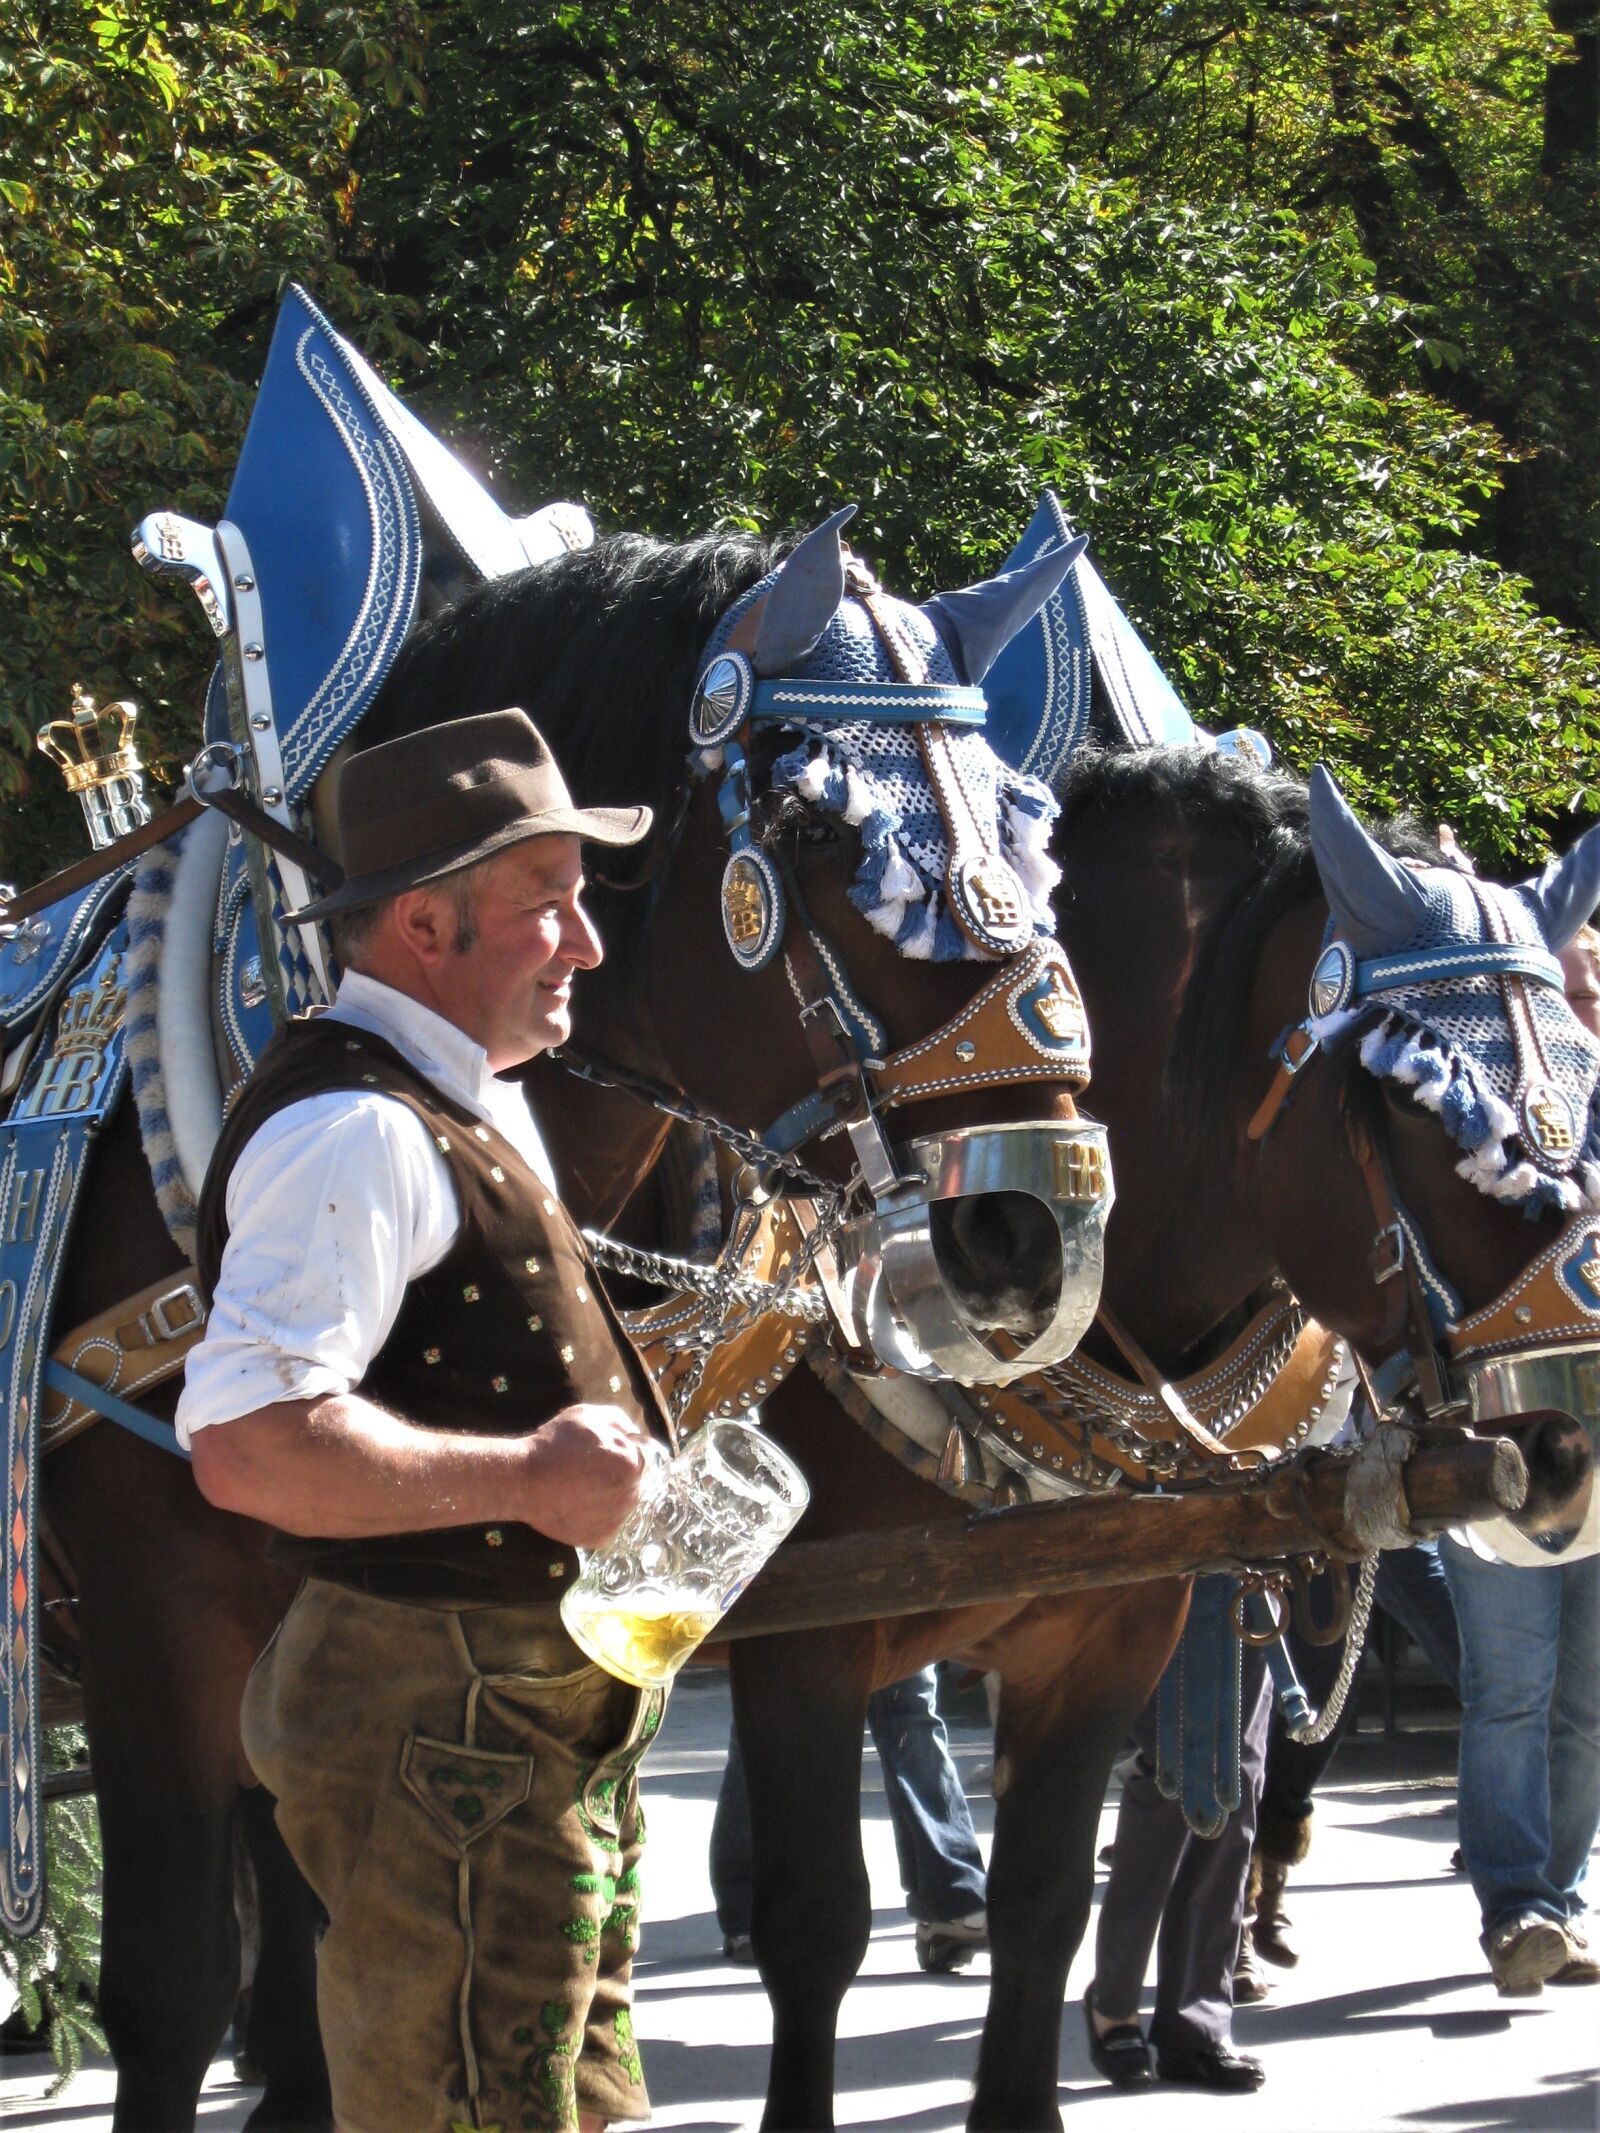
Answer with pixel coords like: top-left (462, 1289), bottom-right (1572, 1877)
top-left (1371, 1222), bottom-right (1406, 1284)
top-left (141, 1282), bottom-right (206, 1345)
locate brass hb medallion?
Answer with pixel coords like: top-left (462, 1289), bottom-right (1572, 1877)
top-left (949, 854), bottom-right (1030, 956)
top-left (1522, 1081), bottom-right (1576, 1161)
top-left (720, 849), bottom-right (784, 970)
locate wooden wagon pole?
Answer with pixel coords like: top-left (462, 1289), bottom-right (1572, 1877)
top-left (705, 1431), bottom-right (1526, 1644)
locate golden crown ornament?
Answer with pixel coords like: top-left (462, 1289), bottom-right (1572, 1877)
top-left (37, 685), bottom-right (153, 851)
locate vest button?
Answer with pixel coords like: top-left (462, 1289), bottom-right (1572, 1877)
top-left (490, 1165), bottom-right (506, 1183)
top-left (436, 1135), bottom-right (451, 1152)
top-left (524, 1257), bottom-right (542, 1275)
top-left (560, 1344), bottom-right (575, 1365)
top-left (423, 1347), bottom-right (442, 1365)
top-left (528, 1314), bottom-right (544, 1333)
top-left (492, 1375), bottom-right (509, 1393)
top-left (484, 1528), bottom-right (504, 1547)
top-left (463, 1284), bottom-right (481, 1303)
top-left (474, 1126), bottom-right (491, 1141)
top-left (575, 1283), bottom-right (589, 1304)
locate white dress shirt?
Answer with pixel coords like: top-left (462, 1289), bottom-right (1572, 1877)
top-left (176, 971), bottom-right (558, 1446)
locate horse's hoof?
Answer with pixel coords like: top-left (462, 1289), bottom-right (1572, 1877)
top-left (915, 1910), bottom-right (988, 1973)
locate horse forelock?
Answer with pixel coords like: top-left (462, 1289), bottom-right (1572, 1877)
top-left (1055, 744), bottom-right (1437, 1162)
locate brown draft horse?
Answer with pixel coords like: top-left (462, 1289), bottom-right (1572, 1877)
top-left (550, 743), bottom-right (1588, 2133)
top-left (35, 523), bottom-right (1092, 2130)
top-left (42, 531), bottom-right (1586, 2130)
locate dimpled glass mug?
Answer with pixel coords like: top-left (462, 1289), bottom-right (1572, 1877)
top-left (559, 1419), bottom-right (811, 1688)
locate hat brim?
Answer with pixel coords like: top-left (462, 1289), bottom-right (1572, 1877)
top-left (283, 803), bottom-right (653, 925)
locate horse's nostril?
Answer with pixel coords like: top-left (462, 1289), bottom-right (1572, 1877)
top-left (930, 1191), bottom-right (1065, 1335)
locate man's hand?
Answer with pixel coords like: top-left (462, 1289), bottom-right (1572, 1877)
top-left (523, 1403), bottom-right (653, 1550)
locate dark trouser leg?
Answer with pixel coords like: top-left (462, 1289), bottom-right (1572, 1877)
top-left (1092, 1697), bottom-right (1191, 2026)
top-left (1148, 1648), bottom-right (1271, 2059)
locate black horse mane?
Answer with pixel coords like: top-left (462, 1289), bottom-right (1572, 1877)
top-left (1059, 743), bottom-right (1438, 1144)
top-left (364, 529), bottom-right (785, 831)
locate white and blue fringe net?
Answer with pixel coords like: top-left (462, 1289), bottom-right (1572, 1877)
top-left (1309, 869), bottom-right (1600, 1219)
top-left (698, 575), bottom-right (1059, 961)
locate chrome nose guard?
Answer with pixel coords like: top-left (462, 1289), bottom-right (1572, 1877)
top-left (830, 1119), bottom-right (1114, 1385)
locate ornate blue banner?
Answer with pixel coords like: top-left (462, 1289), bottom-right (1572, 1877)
top-left (0, 926), bottom-right (130, 1932)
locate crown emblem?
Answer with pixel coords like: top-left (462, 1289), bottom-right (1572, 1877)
top-left (36, 686), bottom-right (152, 851)
top-left (20, 953), bottom-right (128, 1119)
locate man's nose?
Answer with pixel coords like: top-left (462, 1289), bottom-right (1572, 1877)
top-left (561, 902), bottom-right (604, 970)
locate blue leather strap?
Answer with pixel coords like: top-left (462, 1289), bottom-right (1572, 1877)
top-left (751, 678), bottom-right (986, 727)
top-left (1155, 1575), bottom-right (1243, 1839)
top-left (43, 1362), bottom-right (190, 1463)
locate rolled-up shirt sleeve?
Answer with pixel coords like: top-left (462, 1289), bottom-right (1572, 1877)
top-left (176, 1093), bottom-right (458, 1446)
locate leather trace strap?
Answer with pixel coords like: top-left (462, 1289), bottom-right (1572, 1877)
top-left (1095, 1303), bottom-right (1266, 1468)
top-left (0, 794), bottom-right (205, 927)
top-left (40, 1268), bottom-right (207, 1457)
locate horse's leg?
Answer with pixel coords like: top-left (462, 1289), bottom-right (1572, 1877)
top-left (733, 1631), bottom-right (874, 2133)
top-left (51, 1430), bottom-right (291, 2131)
top-left (236, 1782), bottom-right (332, 2132)
top-left (968, 1584), bottom-right (1187, 2133)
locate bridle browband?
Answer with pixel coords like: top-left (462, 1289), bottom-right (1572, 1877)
top-left (1247, 912), bottom-right (1597, 1431)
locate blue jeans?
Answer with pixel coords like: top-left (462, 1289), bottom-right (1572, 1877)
top-left (1439, 1536), bottom-right (1600, 1938)
top-left (710, 1667), bottom-right (986, 1935)
top-left (1375, 1536), bottom-right (1462, 1697)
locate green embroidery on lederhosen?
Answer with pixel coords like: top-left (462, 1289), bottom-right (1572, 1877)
top-left (504, 1999), bottom-right (576, 2131)
top-left (613, 2006), bottom-right (644, 2087)
top-left (605, 1861), bottom-right (642, 1953)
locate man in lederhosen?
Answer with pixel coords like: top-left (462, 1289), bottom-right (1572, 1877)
top-left (179, 709), bottom-right (670, 2133)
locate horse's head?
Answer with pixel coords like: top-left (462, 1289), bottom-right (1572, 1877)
top-left (1252, 767), bottom-right (1600, 1558)
top-left (367, 515), bottom-right (1113, 1384)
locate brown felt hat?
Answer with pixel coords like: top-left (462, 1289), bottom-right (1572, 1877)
top-left (285, 708), bottom-right (652, 923)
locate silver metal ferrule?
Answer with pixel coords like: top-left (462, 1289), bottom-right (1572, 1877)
top-left (1461, 1343), bottom-right (1600, 1565)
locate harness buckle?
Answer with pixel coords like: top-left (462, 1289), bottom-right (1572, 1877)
top-left (142, 1282), bottom-right (206, 1345)
top-left (1370, 1223), bottom-right (1406, 1285)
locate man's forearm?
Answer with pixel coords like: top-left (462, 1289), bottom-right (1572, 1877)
top-left (189, 1393), bottom-right (535, 1536)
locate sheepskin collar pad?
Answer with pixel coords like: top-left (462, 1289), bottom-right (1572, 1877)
top-left (1312, 871), bottom-right (1600, 1220)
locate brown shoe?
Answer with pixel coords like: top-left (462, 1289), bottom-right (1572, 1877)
top-left (1484, 1913), bottom-right (1571, 1996)
top-left (1253, 1860), bottom-right (1298, 1969)
top-left (1550, 1922), bottom-right (1600, 1985)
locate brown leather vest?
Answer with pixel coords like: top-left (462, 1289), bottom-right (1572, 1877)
top-left (196, 1014), bottom-right (669, 1603)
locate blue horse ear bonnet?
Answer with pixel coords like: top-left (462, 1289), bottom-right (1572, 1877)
top-left (695, 562), bottom-right (1061, 962)
top-left (1308, 819), bottom-right (1600, 1219)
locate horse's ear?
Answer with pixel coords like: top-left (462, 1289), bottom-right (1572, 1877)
top-left (750, 505), bottom-right (856, 676)
top-left (1521, 820), bottom-right (1600, 953)
top-left (920, 535), bottom-right (1089, 686)
top-left (1308, 765), bottom-right (1432, 955)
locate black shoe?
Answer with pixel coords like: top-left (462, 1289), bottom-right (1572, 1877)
top-left (1155, 2045), bottom-right (1265, 2092)
top-left (1083, 1985), bottom-right (1152, 2088)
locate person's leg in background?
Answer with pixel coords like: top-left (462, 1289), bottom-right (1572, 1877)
top-left (867, 1668), bottom-right (988, 1971)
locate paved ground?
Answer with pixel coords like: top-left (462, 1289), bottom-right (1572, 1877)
top-left (3, 1665), bottom-right (1596, 2131)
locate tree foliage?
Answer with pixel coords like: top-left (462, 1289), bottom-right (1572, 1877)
top-left (0, 0), bottom-right (1595, 884)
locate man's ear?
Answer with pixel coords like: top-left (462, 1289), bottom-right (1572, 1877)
top-left (389, 885), bottom-right (456, 964)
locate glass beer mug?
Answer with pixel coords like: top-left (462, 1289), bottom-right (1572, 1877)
top-left (560, 1419), bottom-right (810, 1688)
